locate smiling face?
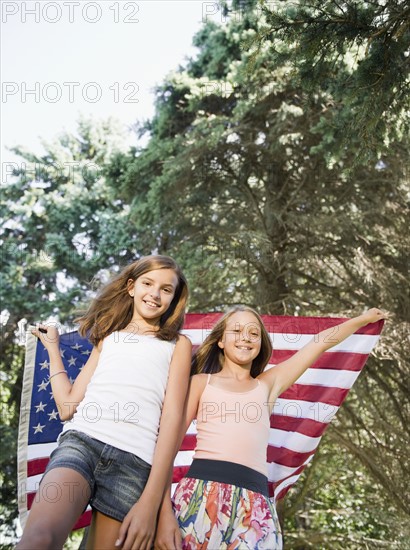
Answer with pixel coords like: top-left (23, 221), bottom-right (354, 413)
top-left (127, 268), bottom-right (179, 326)
top-left (218, 310), bottom-right (262, 369)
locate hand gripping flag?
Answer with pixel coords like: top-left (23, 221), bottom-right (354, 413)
top-left (18, 313), bottom-right (384, 530)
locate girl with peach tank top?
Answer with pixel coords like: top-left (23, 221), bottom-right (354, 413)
top-left (155, 305), bottom-right (387, 550)
top-left (194, 374), bottom-right (271, 477)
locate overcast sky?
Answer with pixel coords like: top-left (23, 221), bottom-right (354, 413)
top-left (1, 1), bottom-right (225, 166)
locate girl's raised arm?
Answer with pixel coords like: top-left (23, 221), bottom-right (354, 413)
top-left (31, 324), bottom-right (101, 421)
top-left (260, 308), bottom-right (387, 402)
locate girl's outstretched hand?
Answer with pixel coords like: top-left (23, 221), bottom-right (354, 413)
top-left (356, 308), bottom-right (389, 325)
top-left (31, 324), bottom-right (60, 352)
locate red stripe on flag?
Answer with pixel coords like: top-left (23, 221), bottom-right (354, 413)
top-left (261, 316), bottom-right (383, 336)
top-left (27, 492), bottom-right (35, 509)
top-left (73, 510), bottom-right (92, 530)
top-left (27, 457), bottom-right (49, 477)
top-left (306, 352), bottom-right (368, 371)
top-left (270, 350), bottom-right (369, 371)
top-left (173, 465), bottom-right (190, 483)
top-left (182, 314), bottom-right (222, 330)
top-left (267, 445), bottom-right (315, 467)
top-left (280, 384), bottom-right (349, 407)
top-left (270, 415), bottom-right (328, 438)
top-left (180, 434), bottom-right (197, 451)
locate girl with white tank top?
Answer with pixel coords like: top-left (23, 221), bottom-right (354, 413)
top-left (155, 305), bottom-right (387, 549)
top-left (17, 255), bottom-right (192, 550)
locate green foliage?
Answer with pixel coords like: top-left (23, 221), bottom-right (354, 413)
top-left (284, 436), bottom-right (410, 548)
top-left (189, 21), bottom-right (242, 79)
top-left (254, 0), bottom-right (410, 158)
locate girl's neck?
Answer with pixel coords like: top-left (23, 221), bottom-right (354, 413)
top-left (124, 317), bottom-right (160, 334)
top-left (216, 363), bottom-right (252, 382)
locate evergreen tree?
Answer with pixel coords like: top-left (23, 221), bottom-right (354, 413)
top-left (254, 0), bottom-right (410, 157)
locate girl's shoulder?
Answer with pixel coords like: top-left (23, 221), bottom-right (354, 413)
top-left (190, 373), bottom-right (209, 393)
top-left (191, 372), bottom-right (208, 382)
top-left (176, 333), bottom-right (192, 346)
top-left (172, 333), bottom-right (192, 355)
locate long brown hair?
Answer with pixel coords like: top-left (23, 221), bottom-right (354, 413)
top-left (76, 255), bottom-right (188, 345)
top-left (191, 306), bottom-right (272, 378)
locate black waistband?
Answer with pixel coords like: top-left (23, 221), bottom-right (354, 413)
top-left (186, 459), bottom-right (269, 497)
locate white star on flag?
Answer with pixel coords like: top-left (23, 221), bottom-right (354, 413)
top-left (67, 356), bottom-right (76, 367)
top-left (37, 380), bottom-right (49, 392)
top-left (33, 423), bottom-right (45, 434)
top-left (34, 402), bottom-right (46, 413)
top-left (48, 410), bottom-right (59, 421)
top-left (39, 360), bottom-right (50, 370)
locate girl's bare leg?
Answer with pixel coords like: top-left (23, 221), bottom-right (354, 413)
top-left (17, 467), bottom-right (91, 549)
top-left (86, 510), bottom-right (122, 550)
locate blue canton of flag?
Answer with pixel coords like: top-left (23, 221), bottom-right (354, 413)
top-left (18, 330), bottom-right (93, 530)
top-left (28, 331), bottom-right (92, 444)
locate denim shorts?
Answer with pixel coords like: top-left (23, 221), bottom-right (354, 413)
top-left (44, 430), bottom-right (151, 521)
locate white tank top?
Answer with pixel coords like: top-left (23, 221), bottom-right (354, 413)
top-left (62, 331), bottom-right (176, 464)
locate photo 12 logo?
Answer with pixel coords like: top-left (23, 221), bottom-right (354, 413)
top-left (2, 159), bottom-right (103, 184)
top-left (1, 1), bottom-right (140, 24)
top-left (201, 1), bottom-right (276, 23)
top-left (1, 81), bottom-right (139, 103)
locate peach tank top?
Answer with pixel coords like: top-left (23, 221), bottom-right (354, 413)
top-left (193, 374), bottom-right (271, 475)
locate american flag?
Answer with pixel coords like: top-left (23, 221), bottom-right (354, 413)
top-left (18, 313), bottom-right (384, 530)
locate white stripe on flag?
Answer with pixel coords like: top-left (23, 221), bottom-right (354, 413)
top-left (295, 368), bottom-right (361, 388)
top-left (273, 473), bottom-right (303, 500)
top-left (26, 442), bottom-right (57, 460)
top-left (273, 398), bottom-right (338, 423)
top-left (173, 450), bottom-right (195, 466)
top-left (269, 333), bottom-right (380, 353)
top-left (267, 455), bottom-right (313, 482)
top-left (186, 422), bottom-right (197, 435)
top-left (268, 428), bottom-right (322, 453)
top-left (26, 473), bottom-right (43, 492)
top-left (323, 334), bottom-right (380, 354)
top-left (180, 329), bottom-right (205, 344)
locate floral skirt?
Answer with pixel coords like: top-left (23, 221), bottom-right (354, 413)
top-left (173, 476), bottom-right (283, 550)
